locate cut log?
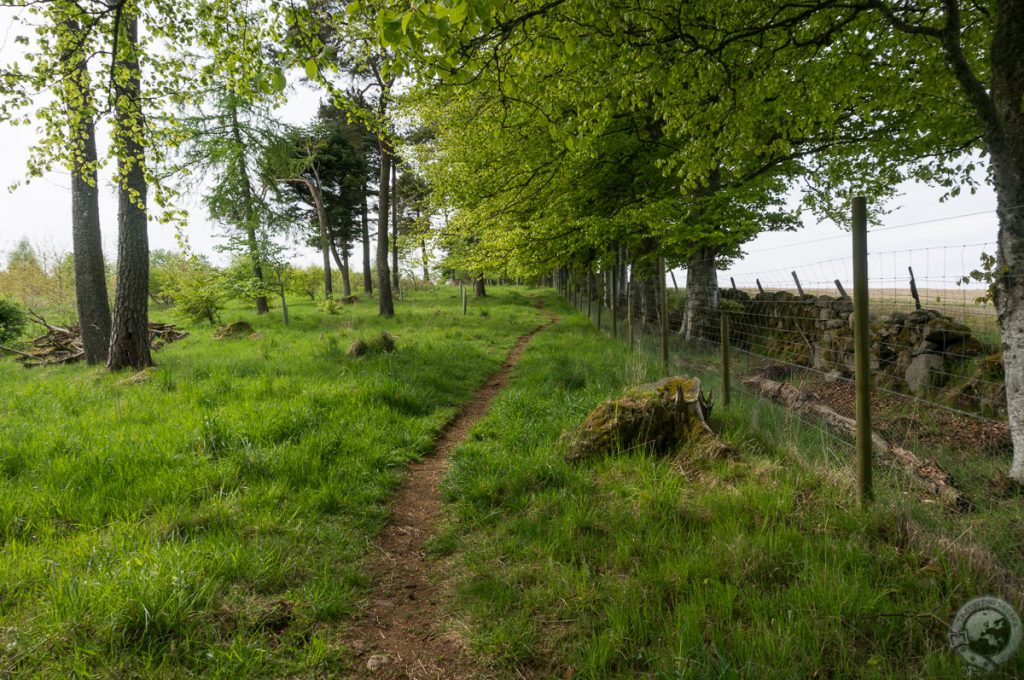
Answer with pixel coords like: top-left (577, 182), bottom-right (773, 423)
top-left (561, 376), bottom-right (732, 462)
top-left (743, 376), bottom-right (972, 510)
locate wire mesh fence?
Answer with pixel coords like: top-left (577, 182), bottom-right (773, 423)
top-left (555, 225), bottom-right (1014, 502)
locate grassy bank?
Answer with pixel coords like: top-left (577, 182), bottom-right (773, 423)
top-left (439, 297), bottom-right (1022, 678)
top-left (0, 288), bottom-right (546, 677)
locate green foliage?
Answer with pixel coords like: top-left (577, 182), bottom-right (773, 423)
top-left (958, 252), bottom-right (1005, 306)
top-left (0, 297), bottom-right (26, 344)
top-left (168, 256), bottom-right (228, 325)
top-left (149, 249), bottom-right (182, 305)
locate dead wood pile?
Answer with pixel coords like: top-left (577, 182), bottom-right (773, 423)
top-left (0, 311), bottom-right (187, 367)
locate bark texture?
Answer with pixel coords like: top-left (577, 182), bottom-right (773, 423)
top-left (361, 184), bottom-right (373, 295)
top-left (107, 15), bottom-right (152, 371)
top-left (420, 238), bottom-right (430, 283)
top-left (376, 148), bottom-right (395, 317)
top-left (987, 1), bottom-right (1024, 481)
top-left (67, 38), bottom-right (111, 364)
top-left (683, 247), bottom-right (719, 341)
top-left (475, 275), bottom-right (487, 298)
top-left (391, 162), bottom-right (400, 294)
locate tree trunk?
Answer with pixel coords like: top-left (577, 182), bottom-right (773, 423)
top-left (361, 182), bottom-right (373, 295)
top-left (107, 15), bottom-right (152, 371)
top-left (330, 241), bottom-right (352, 297)
top-left (66, 28), bottom-right (111, 364)
top-left (990, 2), bottom-right (1024, 480)
top-left (421, 237), bottom-right (430, 283)
top-left (637, 264), bottom-right (658, 327)
top-left (228, 97), bottom-right (267, 315)
top-left (475, 274), bottom-right (487, 297)
top-left (341, 247), bottom-right (352, 297)
top-left (391, 161), bottom-right (400, 294)
top-left (683, 247), bottom-right (719, 341)
top-left (376, 147), bottom-right (395, 317)
top-left (247, 224), bottom-right (269, 314)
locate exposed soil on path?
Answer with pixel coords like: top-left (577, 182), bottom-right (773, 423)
top-left (343, 305), bottom-right (558, 679)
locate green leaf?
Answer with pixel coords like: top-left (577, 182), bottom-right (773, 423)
top-left (304, 59), bottom-right (318, 80)
top-left (402, 11), bottom-right (413, 34)
top-left (382, 19), bottom-right (404, 45)
top-left (449, 2), bottom-right (469, 24)
top-left (271, 68), bottom-right (286, 92)
top-left (346, 1), bottom-right (361, 15)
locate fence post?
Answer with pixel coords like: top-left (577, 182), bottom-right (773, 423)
top-left (462, 284), bottom-right (467, 315)
top-left (611, 251), bottom-right (619, 339)
top-left (852, 196), bottom-right (873, 505)
top-left (756, 279), bottom-right (765, 295)
top-left (908, 266), bottom-right (922, 310)
top-left (596, 274), bottom-right (603, 331)
top-left (791, 271), bottom-right (805, 296)
top-left (659, 256), bottom-right (669, 375)
top-left (626, 265), bottom-right (634, 350)
top-left (587, 269), bottom-right (593, 320)
top-left (834, 279), bottom-right (849, 300)
top-left (720, 309), bottom-right (731, 408)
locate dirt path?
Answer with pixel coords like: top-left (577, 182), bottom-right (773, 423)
top-left (344, 308), bottom-right (557, 679)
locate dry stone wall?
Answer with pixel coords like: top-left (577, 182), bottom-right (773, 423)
top-left (719, 289), bottom-right (1001, 410)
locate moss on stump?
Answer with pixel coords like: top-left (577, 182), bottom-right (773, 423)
top-left (561, 376), bottom-right (731, 462)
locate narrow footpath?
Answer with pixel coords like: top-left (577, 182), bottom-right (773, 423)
top-left (344, 305), bottom-right (557, 679)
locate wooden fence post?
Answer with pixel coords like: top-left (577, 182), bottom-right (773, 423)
top-left (756, 279), bottom-right (765, 295)
top-left (852, 196), bottom-right (873, 505)
top-left (908, 266), bottom-right (922, 310)
top-left (612, 250), bottom-right (619, 339)
top-left (462, 284), bottom-right (467, 315)
top-left (587, 269), bottom-right (593, 320)
top-left (720, 309), bottom-right (731, 407)
top-left (659, 256), bottom-right (669, 375)
top-left (792, 271), bottom-right (805, 296)
top-left (627, 264), bottom-right (634, 350)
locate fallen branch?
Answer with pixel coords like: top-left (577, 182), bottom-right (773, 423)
top-left (743, 376), bottom-right (972, 511)
top-left (0, 344), bottom-right (34, 358)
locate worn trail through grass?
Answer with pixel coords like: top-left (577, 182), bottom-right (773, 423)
top-left (344, 303), bottom-right (558, 679)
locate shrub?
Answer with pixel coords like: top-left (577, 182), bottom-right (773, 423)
top-left (169, 257), bottom-right (228, 325)
top-left (0, 297), bottom-right (26, 343)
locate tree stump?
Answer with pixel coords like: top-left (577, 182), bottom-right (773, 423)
top-left (561, 376), bottom-right (730, 461)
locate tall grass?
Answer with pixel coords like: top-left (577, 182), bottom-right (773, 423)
top-left (0, 288), bottom-right (545, 677)
top-left (438, 300), bottom-right (1022, 679)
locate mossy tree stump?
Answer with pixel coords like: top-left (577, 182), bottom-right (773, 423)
top-left (562, 376), bottom-right (730, 462)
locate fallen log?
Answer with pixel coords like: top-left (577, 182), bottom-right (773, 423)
top-left (743, 376), bottom-right (972, 511)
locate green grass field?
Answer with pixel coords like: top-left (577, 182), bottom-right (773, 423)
top-left (1, 288), bottom-right (1021, 678)
top-left (437, 298), bottom-right (1023, 678)
top-left (0, 288), bottom-right (546, 677)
